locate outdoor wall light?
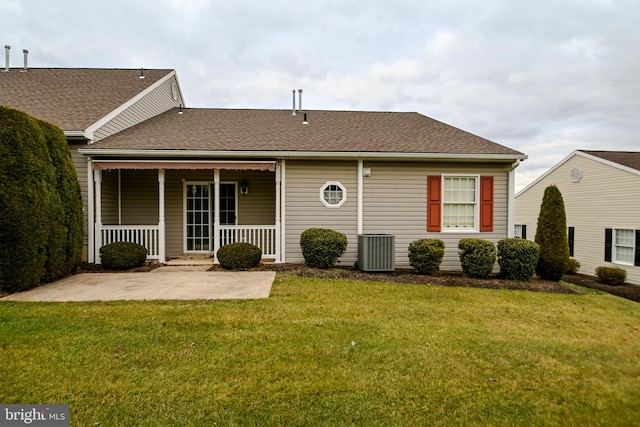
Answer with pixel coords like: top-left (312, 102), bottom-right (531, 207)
top-left (240, 179), bottom-right (249, 195)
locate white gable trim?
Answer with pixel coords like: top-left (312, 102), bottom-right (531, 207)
top-left (84, 70), bottom-right (178, 142)
top-left (516, 150), bottom-right (640, 198)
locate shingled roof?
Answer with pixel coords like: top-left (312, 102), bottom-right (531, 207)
top-left (86, 107), bottom-right (525, 158)
top-left (0, 68), bottom-right (174, 131)
top-left (581, 150), bottom-right (640, 172)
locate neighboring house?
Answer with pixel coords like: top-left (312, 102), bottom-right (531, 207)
top-left (2, 67), bottom-right (527, 269)
top-left (515, 150), bottom-right (640, 285)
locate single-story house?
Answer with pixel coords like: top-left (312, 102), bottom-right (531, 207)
top-left (515, 150), bottom-right (640, 285)
top-left (1, 66), bottom-right (527, 269)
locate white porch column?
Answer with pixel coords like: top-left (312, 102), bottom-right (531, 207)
top-left (94, 168), bottom-right (103, 264)
top-left (213, 169), bottom-right (221, 263)
top-left (357, 159), bottom-right (364, 235)
top-left (507, 161), bottom-right (519, 238)
top-left (87, 159), bottom-right (95, 263)
top-left (280, 160), bottom-right (286, 262)
top-left (274, 161), bottom-right (282, 263)
top-left (158, 169), bottom-right (166, 263)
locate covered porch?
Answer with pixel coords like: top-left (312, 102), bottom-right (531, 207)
top-left (87, 160), bottom-right (282, 264)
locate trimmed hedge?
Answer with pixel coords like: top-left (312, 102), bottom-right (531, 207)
top-left (217, 242), bottom-right (262, 270)
top-left (596, 266), bottom-right (627, 286)
top-left (100, 242), bottom-right (148, 270)
top-left (0, 106), bottom-right (82, 293)
top-left (300, 228), bottom-right (348, 268)
top-left (534, 185), bottom-right (570, 281)
top-left (408, 239), bottom-right (445, 275)
top-left (458, 238), bottom-right (496, 279)
top-left (497, 238), bottom-right (540, 282)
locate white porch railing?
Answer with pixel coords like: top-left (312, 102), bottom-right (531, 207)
top-left (101, 225), bottom-right (160, 260)
top-left (220, 225), bottom-right (277, 258)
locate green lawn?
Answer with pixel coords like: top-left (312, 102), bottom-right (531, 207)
top-left (1, 274), bottom-right (640, 426)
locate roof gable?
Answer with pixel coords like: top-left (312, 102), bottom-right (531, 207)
top-left (516, 149), bottom-right (640, 197)
top-left (85, 107), bottom-right (525, 158)
top-left (0, 68), bottom-right (174, 131)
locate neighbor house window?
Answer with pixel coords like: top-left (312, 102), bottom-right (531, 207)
top-left (443, 176), bottom-right (477, 230)
top-left (614, 229), bottom-right (634, 265)
top-left (320, 181), bottom-right (347, 208)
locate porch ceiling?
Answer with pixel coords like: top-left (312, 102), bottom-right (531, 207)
top-left (92, 160), bottom-right (276, 172)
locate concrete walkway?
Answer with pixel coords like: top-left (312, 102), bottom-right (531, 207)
top-left (1, 266), bottom-right (275, 302)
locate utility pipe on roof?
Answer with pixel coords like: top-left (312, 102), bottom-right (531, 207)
top-left (22, 49), bottom-right (28, 72)
top-left (292, 89), bottom-right (296, 115)
top-left (3, 45), bottom-right (9, 72)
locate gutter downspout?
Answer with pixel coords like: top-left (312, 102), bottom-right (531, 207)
top-left (507, 159), bottom-right (521, 238)
top-left (357, 160), bottom-right (363, 235)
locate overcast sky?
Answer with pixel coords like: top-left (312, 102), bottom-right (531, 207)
top-left (2, 0), bottom-right (639, 191)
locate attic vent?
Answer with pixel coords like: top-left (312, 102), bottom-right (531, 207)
top-left (570, 167), bottom-right (583, 182)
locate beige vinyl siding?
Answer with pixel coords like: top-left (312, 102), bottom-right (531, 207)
top-left (285, 161), bottom-right (359, 265)
top-left (100, 170), bottom-right (119, 224)
top-left (362, 162), bottom-right (510, 269)
top-left (92, 75), bottom-right (181, 142)
top-left (68, 142), bottom-right (89, 259)
top-left (516, 153), bottom-right (640, 285)
top-left (120, 170), bottom-right (159, 224)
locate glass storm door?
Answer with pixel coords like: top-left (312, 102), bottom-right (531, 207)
top-left (186, 184), bottom-right (210, 251)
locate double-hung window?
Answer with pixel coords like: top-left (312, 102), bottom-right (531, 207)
top-left (443, 176), bottom-right (477, 230)
top-left (614, 229), bottom-right (635, 265)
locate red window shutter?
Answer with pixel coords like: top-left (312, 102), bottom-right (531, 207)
top-left (479, 176), bottom-right (494, 232)
top-left (427, 176), bottom-right (441, 232)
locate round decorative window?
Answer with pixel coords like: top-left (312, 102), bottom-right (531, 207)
top-left (320, 181), bottom-right (347, 208)
top-left (570, 167), bottom-right (583, 182)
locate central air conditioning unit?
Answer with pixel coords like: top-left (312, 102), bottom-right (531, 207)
top-left (357, 234), bottom-right (395, 273)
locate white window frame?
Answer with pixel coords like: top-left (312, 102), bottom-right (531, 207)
top-left (320, 181), bottom-right (347, 208)
top-left (613, 228), bottom-right (635, 266)
top-left (442, 174), bottom-right (479, 232)
top-left (514, 224), bottom-right (524, 239)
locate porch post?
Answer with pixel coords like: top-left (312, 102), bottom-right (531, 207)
top-left (87, 159), bottom-right (95, 263)
top-left (357, 159), bottom-right (363, 235)
top-left (158, 169), bottom-right (166, 263)
top-left (274, 161), bottom-right (282, 263)
top-left (280, 160), bottom-right (286, 262)
top-left (213, 169), bottom-right (221, 263)
top-left (94, 169), bottom-right (103, 264)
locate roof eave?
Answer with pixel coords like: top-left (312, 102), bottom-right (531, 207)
top-left (77, 148), bottom-right (527, 163)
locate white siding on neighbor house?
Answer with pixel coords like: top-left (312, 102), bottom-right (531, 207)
top-left (515, 153), bottom-right (640, 285)
top-left (362, 162), bottom-right (510, 269)
top-left (92, 75), bottom-right (182, 142)
top-left (284, 160), bottom-right (512, 270)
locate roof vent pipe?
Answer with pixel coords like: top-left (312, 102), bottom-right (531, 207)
top-left (3, 45), bottom-right (9, 72)
top-left (298, 89), bottom-right (303, 112)
top-left (303, 112), bottom-right (309, 125)
top-left (292, 89), bottom-right (296, 115)
top-left (21, 49), bottom-right (28, 72)
top-left (139, 67), bottom-right (145, 79)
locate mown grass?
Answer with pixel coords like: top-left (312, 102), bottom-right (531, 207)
top-left (1, 275), bottom-right (640, 426)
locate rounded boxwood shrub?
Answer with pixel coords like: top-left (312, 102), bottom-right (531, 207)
top-left (497, 238), bottom-right (540, 282)
top-left (217, 242), bottom-right (262, 270)
top-left (100, 242), bottom-right (148, 270)
top-left (458, 238), bottom-right (496, 279)
top-left (595, 266), bottom-right (627, 286)
top-left (408, 238), bottom-right (445, 275)
top-left (300, 228), bottom-right (348, 268)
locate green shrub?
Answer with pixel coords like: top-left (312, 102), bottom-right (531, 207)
top-left (566, 258), bottom-right (581, 275)
top-left (300, 228), bottom-right (348, 268)
top-left (596, 266), bottom-right (627, 286)
top-left (100, 242), bottom-right (148, 270)
top-left (217, 243), bottom-right (262, 270)
top-left (0, 107), bottom-right (83, 293)
top-left (458, 238), bottom-right (496, 279)
top-left (534, 185), bottom-right (570, 281)
top-left (408, 239), bottom-right (445, 275)
top-left (497, 238), bottom-right (540, 282)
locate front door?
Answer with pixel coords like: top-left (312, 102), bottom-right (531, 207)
top-left (185, 182), bottom-right (237, 252)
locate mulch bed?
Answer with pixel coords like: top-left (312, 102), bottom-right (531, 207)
top-left (72, 262), bottom-right (640, 303)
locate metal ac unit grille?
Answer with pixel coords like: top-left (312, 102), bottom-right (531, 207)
top-left (358, 234), bottom-right (395, 272)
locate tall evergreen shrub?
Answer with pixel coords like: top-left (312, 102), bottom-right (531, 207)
top-left (0, 106), bottom-right (83, 293)
top-left (534, 185), bottom-right (570, 281)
